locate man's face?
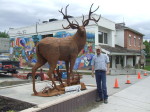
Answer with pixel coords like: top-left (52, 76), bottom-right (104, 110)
top-left (96, 49), bottom-right (101, 55)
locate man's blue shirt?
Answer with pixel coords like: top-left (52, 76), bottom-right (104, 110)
top-left (91, 53), bottom-right (110, 71)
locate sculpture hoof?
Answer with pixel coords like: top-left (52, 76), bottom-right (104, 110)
top-left (34, 91), bottom-right (38, 95)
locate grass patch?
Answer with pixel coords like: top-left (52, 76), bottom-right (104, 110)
top-left (143, 66), bottom-right (150, 71)
top-left (78, 72), bottom-right (92, 75)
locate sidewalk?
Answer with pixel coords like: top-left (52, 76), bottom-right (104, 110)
top-left (88, 75), bottom-right (150, 112)
top-left (0, 71), bottom-right (150, 112)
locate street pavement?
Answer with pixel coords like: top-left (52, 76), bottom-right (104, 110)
top-left (81, 73), bottom-right (149, 96)
top-left (81, 73), bottom-right (150, 112)
top-left (0, 71), bottom-right (150, 112)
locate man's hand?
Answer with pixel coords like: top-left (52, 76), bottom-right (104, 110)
top-left (106, 63), bottom-right (110, 75)
top-left (92, 72), bottom-right (94, 78)
top-left (91, 65), bottom-right (95, 78)
top-left (106, 70), bottom-right (109, 75)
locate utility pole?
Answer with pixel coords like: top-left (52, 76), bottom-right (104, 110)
top-left (35, 19), bottom-right (40, 35)
top-left (34, 21), bottom-right (40, 45)
top-left (140, 37), bottom-right (143, 69)
top-left (35, 22), bottom-right (38, 35)
top-left (140, 39), bottom-right (142, 69)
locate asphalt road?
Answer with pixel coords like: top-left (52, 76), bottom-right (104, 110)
top-left (0, 73), bottom-right (22, 81)
top-left (0, 73), bottom-right (30, 87)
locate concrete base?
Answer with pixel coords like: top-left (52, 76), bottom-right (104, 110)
top-left (0, 81), bottom-right (97, 112)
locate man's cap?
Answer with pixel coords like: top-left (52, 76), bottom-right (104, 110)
top-left (95, 46), bottom-right (101, 50)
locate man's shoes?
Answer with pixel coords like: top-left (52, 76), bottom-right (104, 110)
top-left (104, 99), bottom-right (108, 104)
top-left (95, 98), bottom-right (103, 102)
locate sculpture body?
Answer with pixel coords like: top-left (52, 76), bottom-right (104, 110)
top-left (32, 4), bottom-right (100, 95)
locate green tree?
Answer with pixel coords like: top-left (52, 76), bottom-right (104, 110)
top-left (0, 31), bottom-right (9, 38)
top-left (143, 40), bottom-right (150, 56)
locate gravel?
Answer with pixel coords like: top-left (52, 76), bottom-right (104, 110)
top-left (0, 74), bottom-right (35, 112)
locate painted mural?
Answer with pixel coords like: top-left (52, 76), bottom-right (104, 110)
top-left (10, 31), bottom-right (96, 70)
top-left (10, 36), bottom-right (38, 67)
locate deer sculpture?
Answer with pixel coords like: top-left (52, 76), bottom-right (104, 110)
top-left (32, 4), bottom-right (100, 95)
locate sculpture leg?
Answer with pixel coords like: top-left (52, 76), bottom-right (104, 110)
top-left (56, 67), bottom-right (65, 87)
top-left (70, 58), bottom-right (76, 81)
top-left (65, 61), bottom-right (70, 86)
top-left (47, 63), bottom-right (60, 91)
top-left (32, 61), bottom-right (46, 95)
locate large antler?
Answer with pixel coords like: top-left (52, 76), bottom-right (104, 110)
top-left (83, 4), bottom-right (101, 27)
top-left (59, 5), bottom-right (79, 29)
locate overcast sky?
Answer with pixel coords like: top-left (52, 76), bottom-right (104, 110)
top-left (0, 0), bottom-right (150, 39)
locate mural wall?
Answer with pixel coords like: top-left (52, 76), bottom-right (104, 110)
top-left (10, 30), bottom-right (96, 70)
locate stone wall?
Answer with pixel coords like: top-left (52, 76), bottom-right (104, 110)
top-left (0, 38), bottom-right (10, 53)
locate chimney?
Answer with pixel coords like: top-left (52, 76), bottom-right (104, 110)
top-left (115, 22), bottom-right (125, 29)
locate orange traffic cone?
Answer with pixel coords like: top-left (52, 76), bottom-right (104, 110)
top-left (144, 72), bottom-right (148, 76)
top-left (137, 72), bottom-right (142, 79)
top-left (125, 75), bottom-right (131, 84)
top-left (114, 78), bottom-right (119, 88)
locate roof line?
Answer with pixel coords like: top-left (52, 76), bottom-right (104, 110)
top-left (124, 27), bottom-right (144, 36)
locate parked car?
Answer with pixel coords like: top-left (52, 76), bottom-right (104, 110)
top-left (0, 55), bottom-right (10, 61)
top-left (0, 60), bottom-right (20, 74)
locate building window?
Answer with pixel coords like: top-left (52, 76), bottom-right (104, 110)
top-left (104, 33), bottom-right (108, 44)
top-left (128, 34), bottom-right (132, 46)
top-left (134, 36), bottom-right (136, 46)
top-left (98, 31), bottom-right (103, 43)
top-left (138, 37), bottom-right (141, 47)
top-left (98, 31), bottom-right (108, 44)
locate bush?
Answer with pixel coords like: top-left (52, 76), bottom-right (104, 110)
top-left (146, 59), bottom-right (150, 62)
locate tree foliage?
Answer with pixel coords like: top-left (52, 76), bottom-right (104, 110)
top-left (143, 40), bottom-right (150, 56)
top-left (0, 31), bottom-right (9, 38)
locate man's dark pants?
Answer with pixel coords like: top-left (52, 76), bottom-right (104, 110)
top-left (95, 70), bottom-right (108, 100)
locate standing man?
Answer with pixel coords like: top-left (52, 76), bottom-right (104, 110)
top-left (91, 46), bottom-right (110, 104)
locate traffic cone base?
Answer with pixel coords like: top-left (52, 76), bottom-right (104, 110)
top-left (125, 75), bottom-right (131, 84)
top-left (144, 72), bottom-right (148, 76)
top-left (114, 78), bottom-right (119, 88)
top-left (114, 86), bottom-right (119, 88)
top-left (125, 80), bottom-right (131, 84)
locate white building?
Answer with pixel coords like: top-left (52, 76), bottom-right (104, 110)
top-left (9, 14), bottom-right (144, 72)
